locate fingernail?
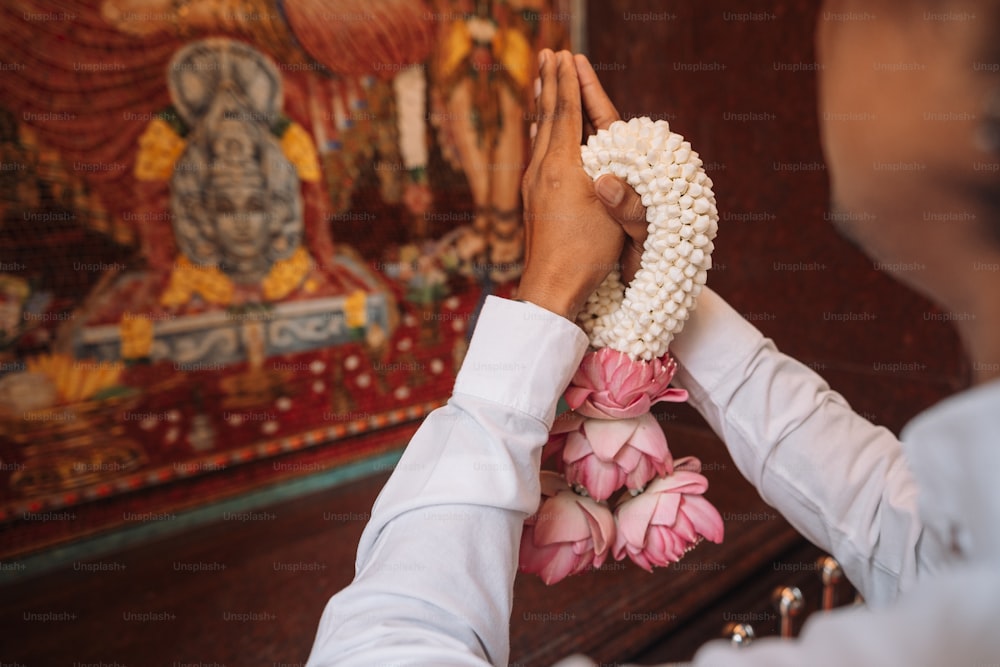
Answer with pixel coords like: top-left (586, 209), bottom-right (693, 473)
top-left (533, 77), bottom-right (541, 99)
top-left (529, 122), bottom-right (537, 140)
top-left (538, 50), bottom-right (547, 68)
top-left (596, 176), bottom-right (624, 206)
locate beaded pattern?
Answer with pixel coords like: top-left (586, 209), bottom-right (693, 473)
top-left (578, 118), bottom-right (719, 361)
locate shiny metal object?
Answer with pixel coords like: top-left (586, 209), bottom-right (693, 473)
top-left (772, 585), bottom-right (804, 638)
top-left (818, 555), bottom-right (844, 611)
top-left (723, 622), bottom-right (755, 648)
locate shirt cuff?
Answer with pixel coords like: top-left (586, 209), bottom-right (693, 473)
top-left (454, 296), bottom-right (590, 426)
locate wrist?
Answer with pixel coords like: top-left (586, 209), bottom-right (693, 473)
top-left (516, 279), bottom-right (582, 321)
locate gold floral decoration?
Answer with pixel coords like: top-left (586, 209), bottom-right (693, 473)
top-left (493, 28), bottom-right (532, 88)
top-left (261, 247), bottom-right (313, 301)
top-left (119, 315), bottom-right (154, 359)
top-left (438, 20), bottom-right (473, 81)
top-left (134, 118), bottom-right (187, 181)
top-left (279, 122), bottom-right (321, 183)
top-left (26, 354), bottom-right (123, 403)
top-left (160, 256), bottom-right (235, 307)
top-left (344, 290), bottom-right (368, 328)
top-left (161, 247), bottom-right (316, 307)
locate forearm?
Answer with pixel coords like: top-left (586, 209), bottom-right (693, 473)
top-left (669, 288), bottom-right (947, 604)
top-left (306, 297), bottom-right (589, 666)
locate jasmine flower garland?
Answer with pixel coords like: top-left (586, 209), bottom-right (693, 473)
top-left (519, 117), bottom-right (724, 585)
top-left (577, 117), bottom-right (719, 361)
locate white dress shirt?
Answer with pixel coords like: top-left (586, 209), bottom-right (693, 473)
top-left (305, 289), bottom-right (1000, 667)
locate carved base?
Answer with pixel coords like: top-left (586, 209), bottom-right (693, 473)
top-left (73, 292), bottom-right (392, 366)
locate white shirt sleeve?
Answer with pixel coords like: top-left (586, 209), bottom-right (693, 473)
top-left (305, 296), bottom-right (589, 667)
top-left (668, 288), bottom-right (949, 606)
top-left (304, 288), bottom-right (967, 667)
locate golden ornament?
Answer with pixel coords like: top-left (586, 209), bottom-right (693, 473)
top-left (134, 118), bottom-right (186, 181)
top-left (279, 122), bottom-right (321, 183)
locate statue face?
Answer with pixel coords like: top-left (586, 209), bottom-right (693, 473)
top-left (209, 183), bottom-right (270, 262)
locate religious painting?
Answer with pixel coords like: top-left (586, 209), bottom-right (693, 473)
top-left (0, 0), bottom-right (575, 558)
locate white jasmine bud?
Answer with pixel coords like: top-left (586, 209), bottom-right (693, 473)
top-left (578, 117), bottom-right (721, 360)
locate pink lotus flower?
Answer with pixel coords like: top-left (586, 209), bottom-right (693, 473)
top-left (519, 472), bottom-right (616, 585)
top-left (545, 412), bottom-right (673, 501)
top-left (613, 457), bottom-right (724, 572)
top-left (564, 348), bottom-right (688, 420)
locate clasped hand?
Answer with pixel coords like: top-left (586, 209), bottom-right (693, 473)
top-left (518, 50), bottom-right (647, 320)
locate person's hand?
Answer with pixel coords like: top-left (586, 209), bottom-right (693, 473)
top-left (574, 54), bottom-right (648, 284)
top-left (517, 50), bottom-right (626, 320)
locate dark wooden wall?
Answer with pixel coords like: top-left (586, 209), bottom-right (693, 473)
top-left (586, 0), bottom-right (967, 435)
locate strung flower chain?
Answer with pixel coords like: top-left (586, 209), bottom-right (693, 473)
top-left (519, 119), bottom-right (725, 585)
top-left (578, 117), bottom-right (719, 361)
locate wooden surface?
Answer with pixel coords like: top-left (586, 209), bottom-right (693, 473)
top-left (631, 538), bottom-right (850, 663)
top-left (0, 421), bottom-right (804, 666)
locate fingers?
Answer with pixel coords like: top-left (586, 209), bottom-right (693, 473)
top-left (549, 51), bottom-right (583, 153)
top-left (530, 49), bottom-right (558, 160)
top-left (529, 76), bottom-right (541, 144)
top-left (595, 175), bottom-right (647, 241)
top-left (595, 174), bottom-right (646, 283)
top-left (575, 54), bottom-right (620, 131)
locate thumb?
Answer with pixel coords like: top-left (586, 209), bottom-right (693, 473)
top-left (595, 175), bottom-right (647, 243)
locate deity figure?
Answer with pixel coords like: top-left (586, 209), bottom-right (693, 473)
top-left (428, 0), bottom-right (571, 280)
top-left (168, 40), bottom-right (303, 285)
top-left (99, 0), bottom-right (436, 218)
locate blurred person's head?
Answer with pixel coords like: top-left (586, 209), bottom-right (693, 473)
top-left (816, 0), bottom-right (1000, 339)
